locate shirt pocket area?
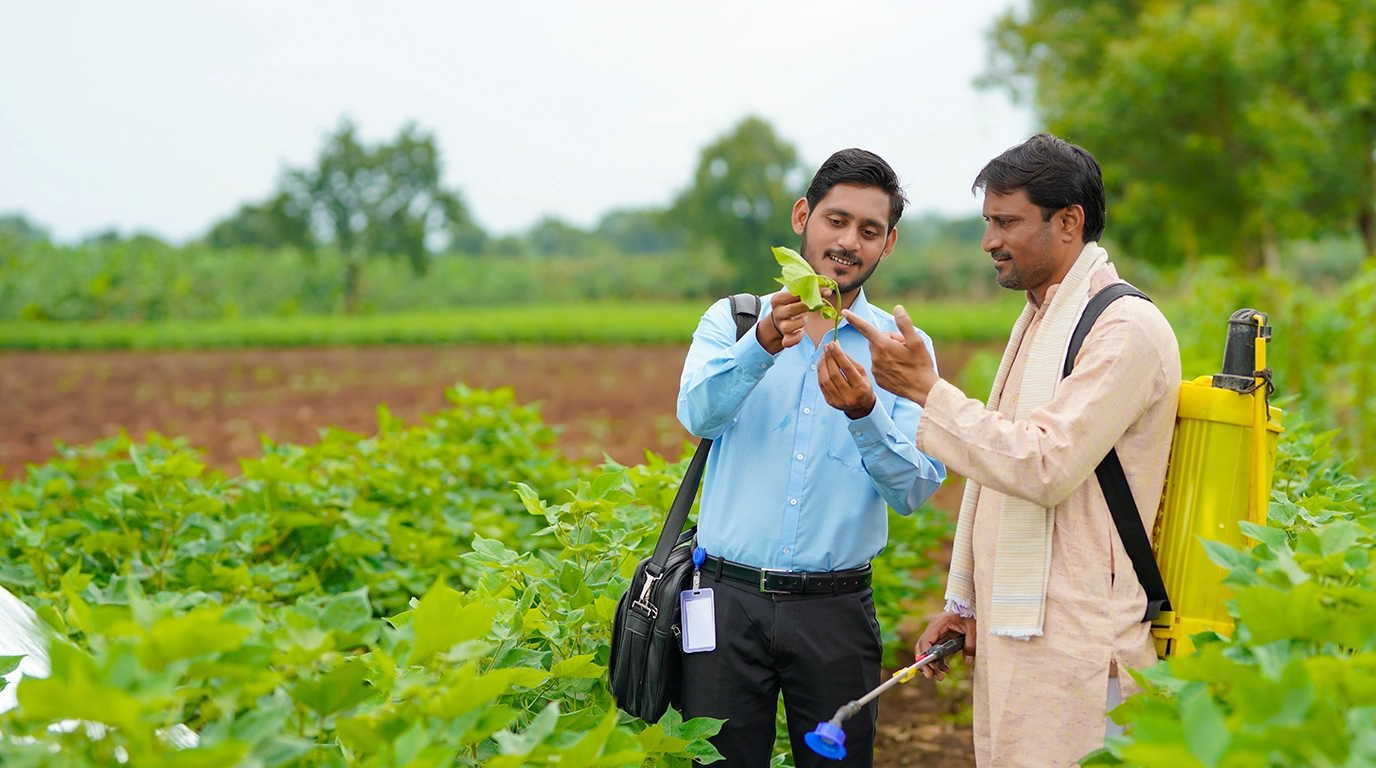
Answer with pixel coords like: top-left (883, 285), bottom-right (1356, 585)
top-left (825, 415), bottom-right (869, 476)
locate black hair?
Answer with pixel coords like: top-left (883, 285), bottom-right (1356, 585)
top-left (972, 133), bottom-right (1106, 242)
top-left (805, 148), bottom-right (907, 231)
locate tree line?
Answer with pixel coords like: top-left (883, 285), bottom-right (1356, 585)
top-left (984, 0), bottom-right (1375, 270)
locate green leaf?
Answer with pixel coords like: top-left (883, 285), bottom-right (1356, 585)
top-left (1078, 747), bottom-right (1125, 765)
top-left (137, 607), bottom-right (251, 670)
top-left (16, 642), bottom-right (144, 735)
top-left (1238, 520), bottom-right (1286, 549)
top-left (0, 655), bottom-right (24, 677)
top-left (428, 663), bottom-right (548, 721)
top-left (1178, 683), bottom-right (1230, 767)
top-left (772, 246), bottom-right (839, 319)
top-left (291, 661), bottom-right (376, 717)
top-left (493, 701), bottom-right (561, 756)
top-left (589, 470), bottom-right (626, 500)
top-left (408, 584), bottom-right (497, 664)
top-left (320, 589), bottom-right (372, 633)
top-left (659, 706), bottom-right (725, 742)
top-left (555, 709), bottom-right (621, 768)
top-left (1200, 539), bottom-right (1251, 571)
top-left (550, 654), bottom-right (605, 679)
top-left (636, 722), bottom-right (691, 754)
top-left (1318, 520), bottom-right (1362, 557)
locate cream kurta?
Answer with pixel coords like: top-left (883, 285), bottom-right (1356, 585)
top-left (916, 264), bottom-right (1180, 768)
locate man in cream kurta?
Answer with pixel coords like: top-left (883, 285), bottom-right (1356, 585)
top-left (845, 134), bottom-right (1181, 767)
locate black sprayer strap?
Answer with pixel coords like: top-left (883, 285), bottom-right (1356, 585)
top-left (1064, 282), bottom-right (1171, 623)
top-left (644, 293), bottom-right (760, 577)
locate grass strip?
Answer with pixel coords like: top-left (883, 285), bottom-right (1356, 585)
top-left (0, 298), bottom-right (1026, 351)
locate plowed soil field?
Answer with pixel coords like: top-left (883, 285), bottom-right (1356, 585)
top-left (0, 342), bottom-right (990, 767)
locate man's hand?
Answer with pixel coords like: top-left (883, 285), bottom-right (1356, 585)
top-left (757, 289), bottom-right (816, 355)
top-left (916, 611), bottom-right (977, 682)
top-left (819, 342), bottom-right (876, 419)
top-left (841, 304), bottom-right (940, 406)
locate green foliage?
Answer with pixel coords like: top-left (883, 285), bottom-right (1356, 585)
top-left (0, 213), bottom-right (50, 251)
top-left (1163, 259), bottom-right (1376, 472)
top-left (0, 386), bottom-right (741, 765)
top-left (1083, 416), bottom-right (1376, 767)
top-left (983, 0), bottom-right (1376, 267)
top-left (665, 117), bottom-right (805, 293)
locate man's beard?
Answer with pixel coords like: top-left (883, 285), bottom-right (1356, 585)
top-left (800, 232), bottom-right (881, 295)
top-left (992, 249), bottom-right (1056, 292)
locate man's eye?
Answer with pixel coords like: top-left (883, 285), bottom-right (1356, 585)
top-left (863, 230), bottom-right (878, 238)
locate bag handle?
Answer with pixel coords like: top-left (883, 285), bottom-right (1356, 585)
top-left (643, 293), bottom-right (761, 578)
top-left (1063, 281), bottom-right (1171, 622)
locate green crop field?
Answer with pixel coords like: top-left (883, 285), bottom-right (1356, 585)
top-left (0, 379), bottom-right (1373, 766)
top-left (0, 298), bottom-right (1027, 351)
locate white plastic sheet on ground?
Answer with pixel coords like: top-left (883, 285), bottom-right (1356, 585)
top-left (0, 585), bottom-right (49, 715)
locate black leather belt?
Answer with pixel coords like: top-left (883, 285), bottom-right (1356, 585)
top-left (702, 554), bottom-right (871, 595)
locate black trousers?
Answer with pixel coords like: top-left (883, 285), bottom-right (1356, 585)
top-left (681, 575), bottom-right (883, 767)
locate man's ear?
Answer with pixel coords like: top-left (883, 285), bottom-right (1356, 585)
top-left (1058, 205), bottom-right (1086, 242)
top-left (791, 198), bottom-right (809, 236)
top-left (879, 227), bottom-right (897, 262)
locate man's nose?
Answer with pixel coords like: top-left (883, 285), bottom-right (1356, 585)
top-left (838, 226), bottom-right (861, 252)
top-left (981, 224), bottom-right (999, 253)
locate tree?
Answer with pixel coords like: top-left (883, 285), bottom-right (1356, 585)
top-left (205, 193), bottom-right (313, 251)
top-left (665, 116), bottom-right (805, 291)
top-left (595, 208), bottom-right (682, 254)
top-left (205, 118), bottom-right (483, 310)
top-left (0, 213), bottom-right (50, 250)
top-left (527, 216), bottom-right (594, 256)
top-left (983, 0), bottom-right (1376, 269)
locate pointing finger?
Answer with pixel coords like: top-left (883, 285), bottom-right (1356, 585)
top-left (841, 309), bottom-right (884, 343)
top-left (893, 305), bottom-right (923, 347)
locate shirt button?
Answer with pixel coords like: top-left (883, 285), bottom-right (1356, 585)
top-left (790, 499), bottom-right (798, 506)
top-left (811, 364), bottom-right (817, 371)
top-left (803, 407), bottom-right (811, 414)
top-left (853, 430), bottom-right (862, 436)
top-left (796, 454), bottom-right (804, 460)
top-left (783, 547), bottom-right (790, 554)
top-left (759, 363), bottom-right (767, 369)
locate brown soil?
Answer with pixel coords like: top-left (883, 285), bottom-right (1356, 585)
top-left (0, 341), bottom-right (991, 766)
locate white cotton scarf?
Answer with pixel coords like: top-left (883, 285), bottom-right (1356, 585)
top-left (944, 242), bottom-right (1108, 639)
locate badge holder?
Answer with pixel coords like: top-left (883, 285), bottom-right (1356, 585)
top-left (680, 547), bottom-right (716, 653)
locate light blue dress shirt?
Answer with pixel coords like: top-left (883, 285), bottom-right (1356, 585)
top-left (677, 290), bottom-right (947, 573)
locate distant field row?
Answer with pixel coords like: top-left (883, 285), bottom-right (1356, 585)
top-left (0, 298), bottom-right (1027, 350)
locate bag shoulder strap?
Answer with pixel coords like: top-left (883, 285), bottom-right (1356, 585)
top-left (644, 293), bottom-right (760, 577)
top-left (1063, 282), bottom-right (1171, 622)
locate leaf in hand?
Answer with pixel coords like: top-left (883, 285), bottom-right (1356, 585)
top-left (772, 246), bottom-right (841, 334)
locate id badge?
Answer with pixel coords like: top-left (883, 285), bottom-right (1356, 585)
top-left (679, 588), bottom-right (716, 653)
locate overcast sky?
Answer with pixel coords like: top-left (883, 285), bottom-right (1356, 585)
top-left (0, 1), bottom-right (1034, 243)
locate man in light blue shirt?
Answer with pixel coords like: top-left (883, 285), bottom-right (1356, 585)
top-left (677, 148), bottom-right (946, 767)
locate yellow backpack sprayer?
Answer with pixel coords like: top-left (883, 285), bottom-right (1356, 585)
top-left (1151, 308), bottom-right (1283, 656)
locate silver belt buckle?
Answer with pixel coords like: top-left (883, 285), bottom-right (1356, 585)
top-left (759, 568), bottom-right (795, 594)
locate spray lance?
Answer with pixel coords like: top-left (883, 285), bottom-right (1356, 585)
top-left (803, 634), bottom-right (966, 760)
